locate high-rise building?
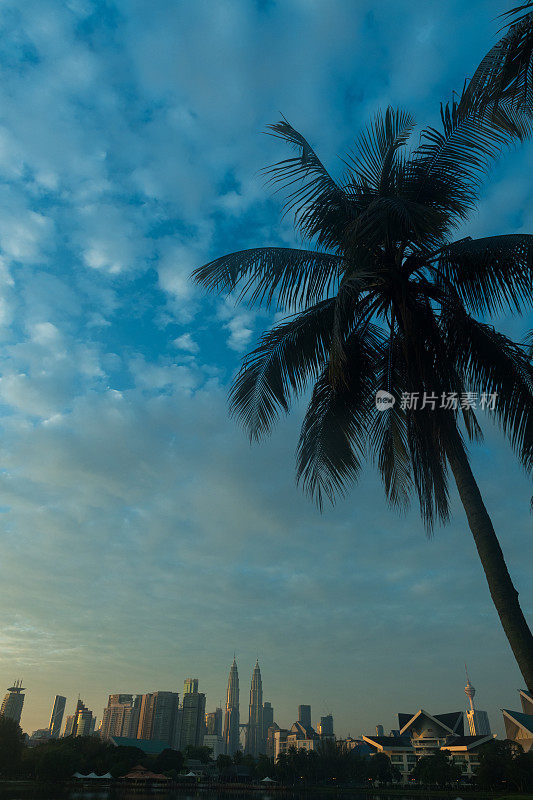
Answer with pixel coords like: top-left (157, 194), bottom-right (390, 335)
top-left (48, 695), bottom-right (66, 738)
top-left (137, 692), bottom-right (179, 747)
top-left (180, 682), bottom-right (206, 749)
top-left (298, 705), bottom-right (312, 730)
top-left (206, 707), bottom-right (223, 736)
top-left (137, 694), bottom-right (156, 740)
top-left (465, 675), bottom-right (491, 736)
top-left (245, 660), bottom-right (264, 757)
top-left (152, 692), bottom-right (180, 745)
top-left (66, 698), bottom-right (95, 737)
top-left (223, 656), bottom-right (240, 756)
top-left (63, 715), bottom-right (75, 737)
top-left (0, 680), bottom-right (26, 725)
top-left (101, 694), bottom-right (141, 739)
top-left (266, 722), bottom-right (280, 757)
top-left (123, 696), bottom-right (141, 738)
top-left (203, 733), bottom-right (225, 758)
top-left (223, 654), bottom-right (241, 756)
top-left (318, 714), bottom-right (334, 737)
top-left (184, 678), bottom-right (199, 694)
top-left (262, 701), bottom-right (274, 743)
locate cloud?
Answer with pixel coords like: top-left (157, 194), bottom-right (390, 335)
top-left (172, 333), bottom-right (199, 354)
top-left (0, 362), bottom-right (529, 736)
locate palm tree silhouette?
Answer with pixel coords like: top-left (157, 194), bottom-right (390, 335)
top-left (193, 101), bottom-right (533, 689)
top-left (465, 3), bottom-right (533, 113)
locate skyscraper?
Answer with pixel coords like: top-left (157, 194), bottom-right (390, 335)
top-left (101, 694), bottom-right (141, 739)
top-left (184, 678), bottom-right (199, 694)
top-left (48, 695), bottom-right (66, 738)
top-left (206, 707), bottom-right (223, 736)
top-left (180, 682), bottom-right (206, 749)
top-left (319, 714), bottom-right (334, 738)
top-left (0, 680), bottom-right (26, 725)
top-left (262, 701), bottom-right (274, 744)
top-left (152, 692), bottom-right (180, 744)
top-left (137, 692), bottom-right (179, 747)
top-left (298, 705), bottom-right (312, 730)
top-left (137, 693), bottom-right (156, 740)
top-left (245, 660), bottom-right (264, 757)
top-left (223, 656), bottom-right (240, 756)
top-left (68, 698), bottom-right (95, 737)
top-left (465, 673), bottom-right (491, 736)
top-left (63, 715), bottom-right (75, 737)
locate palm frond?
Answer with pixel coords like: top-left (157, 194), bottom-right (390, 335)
top-left (464, 5), bottom-right (533, 111)
top-left (343, 107), bottom-right (416, 192)
top-left (370, 330), bottom-right (413, 511)
top-left (296, 325), bottom-right (382, 509)
top-left (412, 88), bottom-right (532, 219)
top-left (444, 308), bottom-right (533, 472)
top-left (436, 233), bottom-right (533, 315)
top-left (263, 119), bottom-right (353, 249)
top-left (229, 299), bottom-right (336, 440)
top-left (346, 195), bottom-right (449, 250)
top-left (192, 247), bottom-right (344, 311)
top-left (328, 278), bottom-right (366, 387)
top-left (407, 410), bottom-right (453, 530)
top-left (525, 328), bottom-right (533, 358)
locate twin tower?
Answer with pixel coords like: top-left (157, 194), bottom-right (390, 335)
top-left (223, 657), bottom-right (270, 757)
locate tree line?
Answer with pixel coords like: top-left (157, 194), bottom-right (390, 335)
top-left (2, 717), bottom-right (533, 790)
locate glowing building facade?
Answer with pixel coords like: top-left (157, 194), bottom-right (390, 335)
top-left (0, 680), bottom-right (26, 725)
top-left (49, 695), bottom-right (66, 738)
top-left (223, 657), bottom-right (240, 756)
top-left (465, 677), bottom-right (491, 736)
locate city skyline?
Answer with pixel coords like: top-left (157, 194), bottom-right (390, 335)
top-left (0, 0), bottom-right (530, 747)
top-left (2, 660), bottom-right (509, 742)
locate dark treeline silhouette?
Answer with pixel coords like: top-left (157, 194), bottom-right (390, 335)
top-left (3, 716), bottom-right (533, 791)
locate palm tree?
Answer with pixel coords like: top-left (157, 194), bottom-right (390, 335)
top-left (193, 101), bottom-right (533, 690)
top-left (464, 3), bottom-right (533, 112)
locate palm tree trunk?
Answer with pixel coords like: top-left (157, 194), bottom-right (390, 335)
top-left (447, 435), bottom-right (533, 693)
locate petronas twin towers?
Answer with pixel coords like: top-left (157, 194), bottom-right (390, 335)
top-left (222, 656), bottom-right (240, 756)
top-left (222, 656), bottom-right (267, 757)
top-left (245, 659), bottom-right (263, 756)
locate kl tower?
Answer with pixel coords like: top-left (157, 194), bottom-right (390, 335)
top-left (465, 667), bottom-right (492, 736)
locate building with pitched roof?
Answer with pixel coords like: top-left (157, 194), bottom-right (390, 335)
top-left (361, 734), bottom-right (416, 777)
top-left (397, 709), bottom-right (464, 756)
top-left (274, 718), bottom-right (320, 759)
top-left (441, 735), bottom-right (495, 777)
top-left (502, 690), bottom-right (533, 752)
top-left (363, 708), bottom-right (489, 781)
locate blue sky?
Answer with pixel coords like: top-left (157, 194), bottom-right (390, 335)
top-left (0, 0), bottom-right (531, 739)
